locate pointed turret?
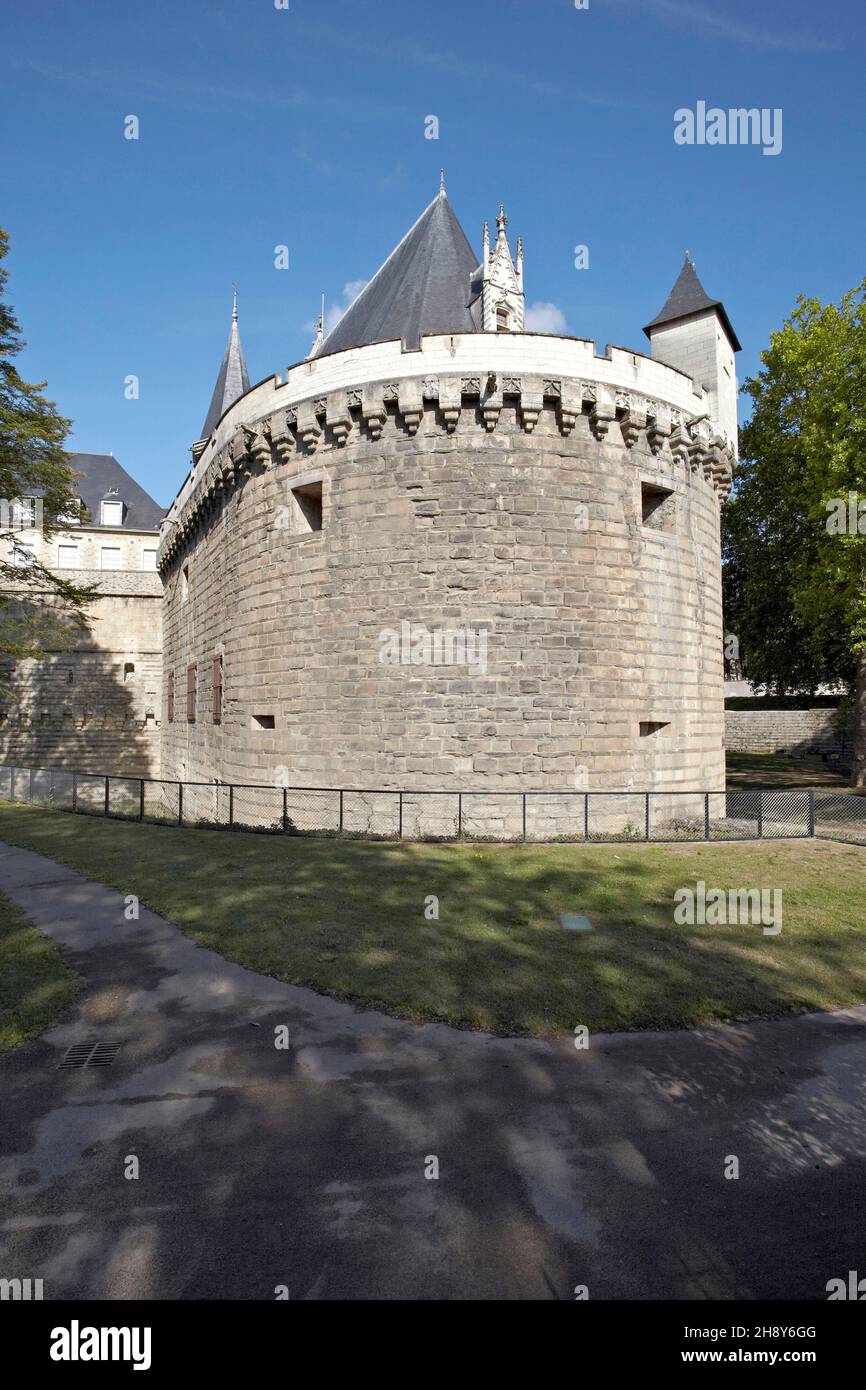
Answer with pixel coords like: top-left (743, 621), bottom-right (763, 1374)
top-left (644, 253), bottom-right (741, 452)
top-left (320, 181), bottom-right (480, 355)
top-left (643, 253), bottom-right (740, 352)
top-left (199, 288), bottom-right (251, 441)
top-left (480, 204), bottom-right (525, 333)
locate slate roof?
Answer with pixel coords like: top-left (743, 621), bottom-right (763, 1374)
top-left (321, 190), bottom-right (481, 355)
top-left (201, 303), bottom-right (251, 439)
top-left (643, 255), bottom-right (741, 352)
top-left (68, 453), bottom-right (165, 531)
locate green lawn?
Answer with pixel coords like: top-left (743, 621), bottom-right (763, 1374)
top-left (2, 802), bottom-right (865, 1036)
top-left (0, 887), bottom-right (80, 1052)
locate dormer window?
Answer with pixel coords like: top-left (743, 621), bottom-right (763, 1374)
top-left (100, 488), bottom-right (124, 527)
top-left (58, 498), bottom-right (83, 526)
top-left (496, 305), bottom-right (510, 332)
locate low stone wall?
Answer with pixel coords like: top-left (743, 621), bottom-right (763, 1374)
top-left (724, 707), bottom-right (848, 756)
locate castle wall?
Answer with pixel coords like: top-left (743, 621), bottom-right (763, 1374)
top-left (159, 360), bottom-right (728, 811)
top-left (725, 707), bottom-right (849, 757)
top-left (0, 570), bottom-right (162, 776)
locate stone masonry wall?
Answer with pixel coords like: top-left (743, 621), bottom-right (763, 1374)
top-left (725, 707), bottom-right (849, 756)
top-left (0, 572), bottom-right (162, 776)
top-left (159, 376), bottom-right (727, 812)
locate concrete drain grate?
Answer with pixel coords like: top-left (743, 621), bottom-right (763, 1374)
top-left (59, 1041), bottom-right (122, 1070)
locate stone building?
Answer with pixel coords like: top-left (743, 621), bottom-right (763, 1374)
top-left (157, 186), bottom-right (739, 828)
top-left (0, 453), bottom-right (164, 775)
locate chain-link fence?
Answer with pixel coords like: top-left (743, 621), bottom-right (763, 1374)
top-left (1, 765), bottom-right (864, 845)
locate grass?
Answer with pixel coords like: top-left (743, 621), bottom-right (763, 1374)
top-left (0, 888), bottom-right (80, 1053)
top-left (1, 802), bottom-right (865, 1037)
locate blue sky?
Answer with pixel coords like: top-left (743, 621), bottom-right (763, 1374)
top-left (2, 0), bottom-right (864, 507)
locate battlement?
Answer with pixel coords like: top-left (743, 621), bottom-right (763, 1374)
top-left (160, 331), bottom-right (733, 554)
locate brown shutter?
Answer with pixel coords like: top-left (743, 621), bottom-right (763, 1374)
top-left (212, 654), bottom-right (222, 724)
top-left (167, 673), bottom-right (174, 723)
top-left (186, 663), bottom-right (196, 723)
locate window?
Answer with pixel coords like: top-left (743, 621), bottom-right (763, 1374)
top-left (57, 544), bottom-right (79, 569)
top-left (291, 481), bottom-right (323, 534)
top-left (212, 654), bottom-right (223, 725)
top-left (10, 541), bottom-right (35, 568)
top-left (641, 481), bottom-right (676, 533)
top-left (167, 673), bottom-right (174, 723)
top-left (124, 662), bottom-right (135, 683)
top-left (181, 564), bottom-right (189, 602)
top-left (58, 498), bottom-right (82, 526)
top-left (639, 721), bottom-right (671, 738)
top-left (250, 713), bottom-right (275, 730)
top-left (496, 305), bottom-right (510, 332)
top-left (101, 499), bottom-right (123, 527)
top-left (186, 663), bottom-right (197, 723)
top-left (101, 546), bottom-right (121, 570)
top-left (142, 548), bottom-right (158, 571)
top-left (14, 497), bottom-right (39, 529)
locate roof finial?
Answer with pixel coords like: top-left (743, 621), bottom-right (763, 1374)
top-left (497, 204), bottom-right (508, 233)
top-left (685, 250), bottom-right (693, 267)
top-left (439, 168), bottom-right (446, 195)
top-left (231, 284), bottom-right (238, 321)
top-left (307, 292), bottom-right (326, 360)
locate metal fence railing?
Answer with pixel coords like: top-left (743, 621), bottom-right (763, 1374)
top-left (1, 765), bottom-right (865, 845)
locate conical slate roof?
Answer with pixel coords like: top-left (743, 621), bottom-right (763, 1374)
top-left (321, 189), bottom-right (480, 355)
top-left (201, 295), bottom-right (251, 439)
top-left (644, 255), bottom-right (741, 352)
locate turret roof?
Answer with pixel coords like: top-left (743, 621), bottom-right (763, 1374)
top-left (321, 189), bottom-right (480, 355)
top-left (643, 255), bottom-right (741, 352)
top-left (201, 291), bottom-right (251, 439)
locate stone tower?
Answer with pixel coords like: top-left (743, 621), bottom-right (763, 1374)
top-left (644, 253), bottom-right (740, 456)
top-left (158, 188), bottom-right (738, 834)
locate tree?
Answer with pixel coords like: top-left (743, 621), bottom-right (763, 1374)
top-left (0, 227), bottom-right (96, 676)
top-left (723, 280), bottom-right (866, 787)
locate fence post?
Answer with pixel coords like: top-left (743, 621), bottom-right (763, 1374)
top-left (29, 767), bottom-right (34, 803)
top-left (645, 792), bottom-right (650, 841)
top-left (229, 785), bottom-right (234, 829)
top-left (339, 788), bottom-right (344, 834)
top-left (705, 793), bottom-right (710, 841)
top-left (72, 772), bottom-right (78, 814)
top-left (104, 776), bottom-right (110, 817)
top-left (808, 790), bottom-right (816, 838)
top-left (139, 779), bottom-right (145, 822)
top-left (584, 793), bottom-right (590, 842)
top-left (457, 792), bottom-right (462, 839)
top-left (398, 791), bottom-right (403, 840)
top-left (282, 788), bottom-right (288, 834)
top-left (178, 783), bottom-right (183, 827)
top-left (757, 793), bottom-right (763, 839)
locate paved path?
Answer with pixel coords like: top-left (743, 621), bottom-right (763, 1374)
top-left (1, 840), bottom-right (865, 1300)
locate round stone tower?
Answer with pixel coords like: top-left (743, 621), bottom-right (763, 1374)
top-left (158, 188), bottom-right (738, 833)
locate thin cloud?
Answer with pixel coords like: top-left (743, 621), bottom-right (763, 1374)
top-left (305, 281), bottom-right (369, 338)
top-left (647, 0), bottom-right (839, 52)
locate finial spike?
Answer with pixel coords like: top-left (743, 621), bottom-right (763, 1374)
top-left (231, 284), bottom-right (238, 320)
top-left (439, 168), bottom-right (446, 195)
top-left (497, 204), bottom-right (508, 233)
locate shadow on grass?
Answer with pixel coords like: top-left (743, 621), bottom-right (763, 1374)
top-left (1, 802), bottom-right (865, 1035)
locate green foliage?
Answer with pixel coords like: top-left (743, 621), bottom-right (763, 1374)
top-left (723, 281), bottom-right (866, 694)
top-left (0, 227), bottom-right (97, 667)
